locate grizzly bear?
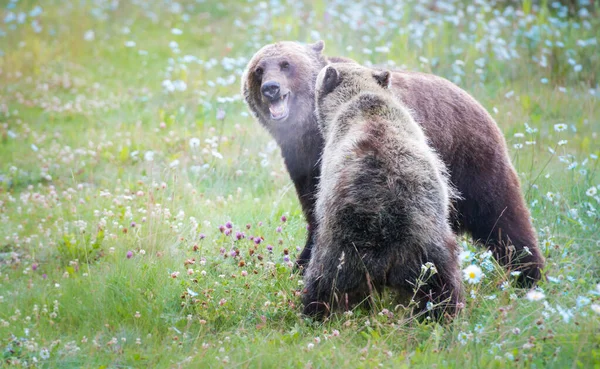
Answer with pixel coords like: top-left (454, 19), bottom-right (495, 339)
top-left (302, 63), bottom-right (464, 318)
top-left (241, 40), bottom-right (544, 287)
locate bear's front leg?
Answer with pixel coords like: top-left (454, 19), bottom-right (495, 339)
top-left (301, 252), bottom-right (334, 319)
top-left (302, 247), bottom-right (375, 319)
top-left (416, 239), bottom-right (465, 320)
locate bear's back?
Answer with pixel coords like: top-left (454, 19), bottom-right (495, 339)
top-left (318, 104), bottom-right (450, 249)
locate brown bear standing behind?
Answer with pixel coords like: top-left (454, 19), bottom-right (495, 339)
top-left (242, 40), bottom-right (545, 287)
top-left (302, 63), bottom-right (464, 318)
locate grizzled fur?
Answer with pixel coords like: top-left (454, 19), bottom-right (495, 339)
top-left (301, 64), bottom-right (464, 318)
top-left (241, 41), bottom-right (544, 287)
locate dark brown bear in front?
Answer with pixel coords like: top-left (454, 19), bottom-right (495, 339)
top-left (241, 40), bottom-right (545, 287)
top-left (303, 63), bottom-right (464, 319)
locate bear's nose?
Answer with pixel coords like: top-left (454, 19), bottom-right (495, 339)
top-left (261, 81), bottom-right (280, 100)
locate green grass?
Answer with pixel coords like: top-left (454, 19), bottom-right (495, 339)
top-left (0, 0), bottom-right (599, 367)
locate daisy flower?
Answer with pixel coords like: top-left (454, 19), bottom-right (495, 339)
top-left (553, 123), bottom-right (567, 132)
top-left (463, 265), bottom-right (484, 284)
top-left (457, 331), bottom-right (469, 345)
top-left (525, 290), bottom-right (545, 301)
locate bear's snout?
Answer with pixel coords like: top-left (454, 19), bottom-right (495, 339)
top-left (261, 81), bottom-right (281, 101)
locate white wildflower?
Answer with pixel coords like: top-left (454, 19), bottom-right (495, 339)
top-left (525, 290), bottom-right (545, 301)
top-left (553, 123), bottom-right (567, 132)
top-left (463, 265), bottom-right (484, 284)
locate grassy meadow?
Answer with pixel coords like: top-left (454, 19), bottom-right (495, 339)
top-left (0, 0), bottom-right (599, 367)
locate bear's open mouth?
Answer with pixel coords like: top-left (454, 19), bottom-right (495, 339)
top-left (268, 93), bottom-right (289, 121)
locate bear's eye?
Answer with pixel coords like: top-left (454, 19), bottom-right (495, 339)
top-left (280, 61), bottom-right (290, 70)
top-left (255, 67), bottom-right (264, 78)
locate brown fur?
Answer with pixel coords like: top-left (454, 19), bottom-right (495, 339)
top-left (241, 41), bottom-right (545, 287)
top-left (302, 64), bottom-right (464, 319)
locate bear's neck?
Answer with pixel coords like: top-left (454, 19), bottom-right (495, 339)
top-left (270, 54), bottom-right (331, 189)
top-left (271, 60), bottom-right (326, 177)
top-left (276, 111), bottom-right (323, 179)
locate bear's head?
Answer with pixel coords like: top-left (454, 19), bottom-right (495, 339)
top-left (315, 63), bottom-right (391, 137)
top-left (242, 41), bottom-right (328, 133)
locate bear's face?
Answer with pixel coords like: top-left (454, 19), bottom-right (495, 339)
top-left (315, 64), bottom-right (391, 137)
top-left (242, 41), bottom-right (327, 131)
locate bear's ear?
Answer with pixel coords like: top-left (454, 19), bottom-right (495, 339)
top-left (372, 70), bottom-right (391, 89)
top-left (310, 40), bottom-right (325, 53)
top-left (322, 66), bottom-right (339, 95)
